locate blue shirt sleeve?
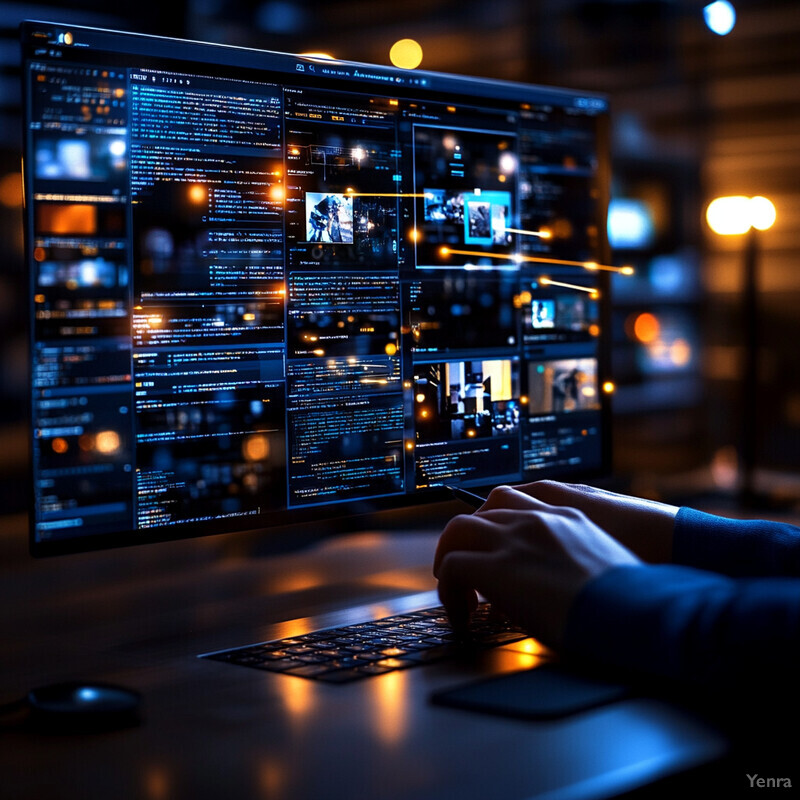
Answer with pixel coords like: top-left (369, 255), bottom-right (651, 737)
top-left (673, 507), bottom-right (800, 577)
top-left (565, 563), bottom-right (800, 692)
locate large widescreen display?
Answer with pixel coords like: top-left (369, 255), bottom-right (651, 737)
top-left (22, 21), bottom-right (611, 554)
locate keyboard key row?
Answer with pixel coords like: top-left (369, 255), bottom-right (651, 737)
top-left (202, 604), bottom-right (527, 682)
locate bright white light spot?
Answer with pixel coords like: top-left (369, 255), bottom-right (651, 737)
top-left (750, 196), bottom-right (776, 231)
top-left (704, 1), bottom-right (736, 36)
top-left (499, 153), bottom-right (517, 174)
top-left (706, 195), bottom-right (776, 235)
top-left (79, 260), bottom-right (98, 285)
top-left (706, 195), bottom-right (752, 235)
top-left (109, 139), bottom-right (126, 157)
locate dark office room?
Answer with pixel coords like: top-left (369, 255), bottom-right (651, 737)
top-left (2, 1), bottom-right (800, 798)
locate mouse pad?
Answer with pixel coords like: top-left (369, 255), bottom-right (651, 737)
top-left (431, 664), bottom-right (631, 720)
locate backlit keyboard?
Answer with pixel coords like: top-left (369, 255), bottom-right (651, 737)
top-left (201, 604), bottom-right (527, 682)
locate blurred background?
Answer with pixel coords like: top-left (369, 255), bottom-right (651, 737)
top-left (2, 0), bottom-right (800, 513)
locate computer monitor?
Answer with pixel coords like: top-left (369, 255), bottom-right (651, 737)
top-left (22, 21), bottom-right (611, 556)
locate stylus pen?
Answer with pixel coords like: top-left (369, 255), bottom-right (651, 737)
top-left (447, 486), bottom-right (488, 509)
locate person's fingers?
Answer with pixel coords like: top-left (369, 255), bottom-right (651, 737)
top-left (474, 506), bottom-right (584, 541)
top-left (436, 550), bottom-right (499, 631)
top-left (436, 582), bottom-right (478, 633)
top-left (435, 506), bottom-right (583, 578)
top-left (481, 484), bottom-right (556, 512)
top-left (433, 513), bottom-right (505, 577)
top-left (517, 480), bottom-right (593, 507)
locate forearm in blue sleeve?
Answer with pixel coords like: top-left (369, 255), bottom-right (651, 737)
top-left (565, 564), bottom-right (800, 692)
top-left (673, 507), bottom-right (800, 577)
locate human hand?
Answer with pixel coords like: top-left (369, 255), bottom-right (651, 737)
top-left (433, 486), bottom-right (641, 648)
top-left (516, 481), bottom-right (679, 563)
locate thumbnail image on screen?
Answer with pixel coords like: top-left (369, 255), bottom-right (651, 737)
top-left (523, 290), bottom-right (599, 344)
top-left (527, 358), bottom-right (601, 415)
top-left (414, 359), bottom-right (520, 443)
top-left (305, 192), bottom-right (354, 244)
top-left (531, 299), bottom-right (555, 329)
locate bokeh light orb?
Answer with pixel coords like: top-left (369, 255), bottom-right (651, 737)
top-left (704, 1), bottom-right (736, 36)
top-left (390, 39), bottom-right (423, 70)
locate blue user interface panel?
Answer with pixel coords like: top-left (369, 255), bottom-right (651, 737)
top-left (22, 22), bottom-right (610, 552)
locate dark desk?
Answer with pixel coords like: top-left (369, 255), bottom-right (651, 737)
top-left (0, 510), bottom-right (726, 800)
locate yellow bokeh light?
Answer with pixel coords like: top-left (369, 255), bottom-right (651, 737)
top-left (706, 196), bottom-right (751, 235)
top-left (602, 381), bottom-right (616, 394)
top-left (750, 196), bottom-right (777, 231)
top-left (706, 195), bottom-right (776, 235)
top-left (389, 39), bottom-right (423, 70)
top-left (243, 434), bottom-right (269, 462)
top-left (670, 338), bottom-right (692, 367)
top-left (95, 430), bottom-right (121, 454)
top-left (269, 185), bottom-right (285, 203)
top-left (188, 184), bottom-right (206, 204)
top-left (385, 343), bottom-right (398, 356)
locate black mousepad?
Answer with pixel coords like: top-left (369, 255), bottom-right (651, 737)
top-left (432, 663), bottom-right (631, 720)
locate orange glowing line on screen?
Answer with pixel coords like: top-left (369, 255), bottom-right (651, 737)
top-left (438, 247), bottom-right (634, 275)
top-left (539, 277), bottom-right (599, 297)
top-left (504, 227), bottom-right (553, 239)
top-left (344, 191), bottom-right (433, 198)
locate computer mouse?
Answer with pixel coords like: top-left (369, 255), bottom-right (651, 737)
top-left (26, 681), bottom-right (142, 732)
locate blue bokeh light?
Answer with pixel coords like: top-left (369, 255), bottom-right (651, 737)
top-left (704, 1), bottom-right (736, 36)
top-left (607, 198), bottom-right (655, 250)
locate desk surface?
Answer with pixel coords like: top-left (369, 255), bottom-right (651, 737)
top-left (0, 510), bottom-right (726, 800)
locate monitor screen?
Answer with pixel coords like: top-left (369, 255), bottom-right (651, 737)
top-left (22, 21), bottom-right (611, 555)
